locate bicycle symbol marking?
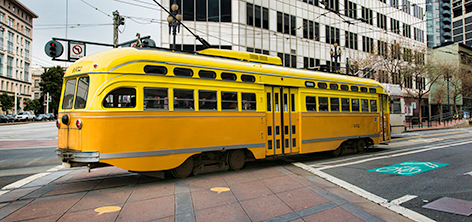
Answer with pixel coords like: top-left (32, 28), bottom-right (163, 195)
top-left (368, 161), bottom-right (449, 176)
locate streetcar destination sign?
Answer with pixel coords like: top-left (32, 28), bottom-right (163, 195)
top-left (368, 161), bottom-right (449, 176)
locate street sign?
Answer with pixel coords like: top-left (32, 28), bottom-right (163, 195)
top-left (69, 42), bottom-right (86, 60)
top-left (368, 161), bottom-right (449, 176)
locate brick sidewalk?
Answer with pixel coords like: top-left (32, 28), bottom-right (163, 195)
top-left (0, 160), bottom-right (412, 222)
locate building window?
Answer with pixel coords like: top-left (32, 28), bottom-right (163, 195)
top-left (180, 0), bottom-right (231, 22)
top-left (362, 36), bottom-right (373, 53)
top-left (278, 53), bottom-right (297, 68)
top-left (0, 12), bottom-right (3, 23)
top-left (277, 12), bottom-right (295, 36)
top-left (0, 29), bottom-right (3, 50)
top-left (344, 0), bottom-right (357, 18)
top-left (6, 56), bottom-right (12, 77)
top-left (0, 54), bottom-right (3, 75)
top-left (247, 3), bottom-right (268, 29)
top-left (8, 17), bottom-right (14, 27)
top-left (24, 63), bottom-right (29, 81)
top-left (361, 7), bottom-right (373, 25)
top-left (7, 32), bottom-right (13, 53)
top-left (345, 31), bottom-right (358, 49)
top-left (325, 25), bottom-right (340, 44)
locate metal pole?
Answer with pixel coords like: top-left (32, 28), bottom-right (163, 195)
top-left (14, 85), bottom-right (17, 114)
top-left (113, 11), bottom-right (119, 48)
top-left (46, 92), bottom-right (50, 114)
top-left (447, 72), bottom-right (450, 123)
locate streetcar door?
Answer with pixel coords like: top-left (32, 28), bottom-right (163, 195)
top-left (379, 94), bottom-right (390, 143)
top-left (265, 86), bottom-right (298, 156)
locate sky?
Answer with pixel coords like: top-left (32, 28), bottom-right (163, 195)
top-left (20, 0), bottom-right (162, 67)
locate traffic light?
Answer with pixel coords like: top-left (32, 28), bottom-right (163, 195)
top-left (44, 40), bottom-right (64, 58)
top-left (119, 16), bottom-right (125, 26)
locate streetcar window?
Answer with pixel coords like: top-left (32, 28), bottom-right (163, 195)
top-left (318, 82), bottom-right (327, 89)
top-left (241, 75), bottom-right (255, 83)
top-left (291, 94), bottom-right (295, 112)
top-left (370, 100), bottom-right (378, 112)
top-left (340, 85), bottom-right (349, 91)
top-left (221, 72), bottom-right (237, 81)
top-left (330, 98), bottom-right (339, 112)
top-left (103, 88), bottom-right (136, 108)
top-left (361, 99), bottom-right (369, 112)
top-left (360, 87), bottom-right (368, 92)
top-left (144, 88), bottom-right (168, 110)
top-left (305, 81), bottom-right (315, 87)
top-left (74, 77), bottom-right (89, 109)
top-left (174, 68), bottom-right (193, 77)
top-left (198, 70), bottom-right (216, 79)
top-left (221, 91), bottom-right (238, 110)
top-left (351, 86), bottom-right (359, 92)
top-left (283, 94), bottom-right (288, 112)
top-left (242, 93), bottom-right (257, 111)
top-left (174, 89), bottom-right (194, 110)
top-left (267, 92), bottom-right (271, 111)
top-left (329, 84), bottom-right (338, 90)
top-left (369, 88), bottom-right (376, 93)
top-left (319, 97), bottom-right (328, 111)
top-left (341, 98), bottom-right (350, 112)
top-left (62, 79), bottom-right (77, 109)
top-left (352, 99), bottom-right (360, 112)
top-left (144, 65), bottom-right (167, 75)
top-left (199, 90), bottom-right (217, 110)
top-left (306, 96), bottom-right (317, 111)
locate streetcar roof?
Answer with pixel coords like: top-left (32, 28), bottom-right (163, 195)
top-left (65, 47), bottom-right (388, 94)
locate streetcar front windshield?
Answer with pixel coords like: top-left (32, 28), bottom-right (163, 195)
top-left (61, 76), bottom-right (90, 110)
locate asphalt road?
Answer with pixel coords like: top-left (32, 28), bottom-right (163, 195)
top-left (0, 122), bottom-right (60, 188)
top-left (292, 127), bottom-right (472, 222)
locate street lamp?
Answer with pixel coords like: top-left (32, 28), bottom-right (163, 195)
top-left (330, 43), bottom-right (342, 73)
top-left (167, 0), bottom-right (182, 50)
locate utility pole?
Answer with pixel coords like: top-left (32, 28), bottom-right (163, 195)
top-left (113, 11), bottom-right (125, 48)
top-left (113, 11), bottom-right (119, 48)
top-left (14, 85), bottom-right (17, 114)
top-left (46, 92), bottom-right (50, 114)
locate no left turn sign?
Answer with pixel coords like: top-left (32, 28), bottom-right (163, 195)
top-left (69, 42), bottom-right (85, 60)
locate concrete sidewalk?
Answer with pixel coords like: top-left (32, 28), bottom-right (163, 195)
top-left (0, 160), bottom-right (413, 222)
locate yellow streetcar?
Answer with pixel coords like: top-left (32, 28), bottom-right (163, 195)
top-left (56, 47), bottom-right (390, 178)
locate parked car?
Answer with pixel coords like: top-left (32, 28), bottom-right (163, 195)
top-left (35, 114), bottom-right (47, 121)
top-left (16, 111), bottom-right (35, 121)
top-left (46, 113), bottom-right (56, 120)
top-left (6, 115), bottom-right (16, 122)
top-left (0, 115), bottom-right (9, 123)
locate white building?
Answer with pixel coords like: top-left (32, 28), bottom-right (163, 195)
top-left (0, 0), bottom-right (37, 114)
top-left (160, 0), bottom-right (427, 72)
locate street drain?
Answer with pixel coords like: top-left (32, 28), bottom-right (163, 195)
top-left (422, 197), bottom-right (472, 216)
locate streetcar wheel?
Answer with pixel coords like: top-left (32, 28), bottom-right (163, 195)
top-left (171, 157), bottom-right (194, 178)
top-left (356, 139), bottom-right (366, 153)
top-left (227, 150), bottom-right (245, 171)
top-left (332, 146), bottom-right (342, 157)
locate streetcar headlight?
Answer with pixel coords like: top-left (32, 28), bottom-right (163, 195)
top-left (76, 119), bottom-right (83, 130)
top-left (62, 114), bottom-right (70, 125)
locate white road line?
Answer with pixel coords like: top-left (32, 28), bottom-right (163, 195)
top-left (464, 171), bottom-right (472, 176)
top-left (1, 165), bottom-right (64, 190)
top-left (316, 139), bottom-right (472, 171)
top-left (293, 162), bottom-right (435, 222)
top-left (389, 195), bottom-right (418, 205)
top-left (1, 172), bottom-right (51, 190)
top-left (0, 190), bottom-right (9, 197)
top-left (0, 146), bottom-right (57, 151)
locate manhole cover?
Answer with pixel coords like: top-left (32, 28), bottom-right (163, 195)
top-left (422, 197), bottom-right (472, 216)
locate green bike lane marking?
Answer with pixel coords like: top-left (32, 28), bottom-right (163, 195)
top-left (368, 161), bottom-right (449, 176)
